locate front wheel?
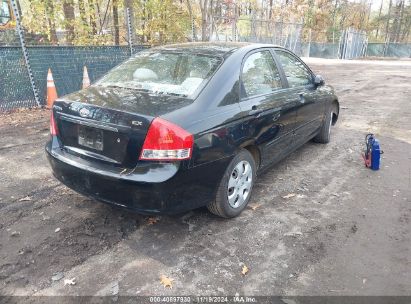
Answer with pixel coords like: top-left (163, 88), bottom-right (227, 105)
top-left (313, 109), bottom-right (334, 144)
top-left (207, 149), bottom-right (256, 218)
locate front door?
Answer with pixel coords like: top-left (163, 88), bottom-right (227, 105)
top-left (238, 49), bottom-right (299, 167)
top-left (274, 50), bottom-right (326, 145)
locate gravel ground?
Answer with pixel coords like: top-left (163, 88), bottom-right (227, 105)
top-left (0, 58), bottom-right (410, 297)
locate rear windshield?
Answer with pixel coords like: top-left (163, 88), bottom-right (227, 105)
top-left (95, 51), bottom-right (222, 97)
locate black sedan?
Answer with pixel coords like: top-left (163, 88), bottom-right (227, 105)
top-left (46, 42), bottom-right (339, 218)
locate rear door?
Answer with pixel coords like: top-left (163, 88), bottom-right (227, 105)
top-left (274, 49), bottom-right (326, 145)
top-left (238, 49), bottom-right (298, 167)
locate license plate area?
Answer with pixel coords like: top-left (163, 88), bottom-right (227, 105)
top-left (78, 125), bottom-right (103, 151)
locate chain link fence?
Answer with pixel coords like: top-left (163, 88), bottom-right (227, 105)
top-left (208, 16), bottom-right (410, 60)
top-left (28, 46), bottom-right (145, 104)
top-left (210, 15), bottom-right (304, 54)
top-left (0, 1), bottom-right (148, 113)
top-left (338, 28), bottom-right (368, 59)
top-left (0, 43), bottom-right (145, 111)
top-left (302, 41), bottom-right (411, 59)
top-left (303, 43), bottom-right (340, 59)
top-left (0, 46), bottom-right (37, 110)
top-left (366, 43), bottom-right (411, 58)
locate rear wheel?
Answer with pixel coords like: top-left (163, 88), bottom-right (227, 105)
top-left (313, 109), bottom-right (334, 144)
top-left (207, 149), bottom-right (256, 218)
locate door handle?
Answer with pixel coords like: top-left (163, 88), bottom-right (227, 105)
top-left (249, 105), bottom-right (263, 116)
top-left (272, 112), bottom-right (280, 121)
top-left (298, 92), bottom-right (306, 103)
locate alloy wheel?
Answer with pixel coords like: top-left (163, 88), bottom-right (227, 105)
top-left (227, 160), bottom-right (253, 208)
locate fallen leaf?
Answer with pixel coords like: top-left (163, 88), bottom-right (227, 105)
top-left (52, 272), bottom-right (64, 281)
top-left (249, 203), bottom-right (261, 211)
top-left (111, 281), bottom-right (119, 295)
top-left (147, 217), bottom-right (159, 225)
top-left (11, 231), bottom-right (20, 237)
top-left (282, 193), bottom-right (296, 199)
top-left (19, 196), bottom-right (32, 202)
top-left (284, 231), bottom-right (303, 237)
top-left (241, 265), bottom-right (249, 275)
top-left (64, 278), bottom-right (76, 286)
top-left (160, 275), bottom-right (173, 288)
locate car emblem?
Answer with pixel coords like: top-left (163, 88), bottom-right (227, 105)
top-left (79, 108), bottom-right (90, 118)
top-left (132, 120), bottom-right (143, 126)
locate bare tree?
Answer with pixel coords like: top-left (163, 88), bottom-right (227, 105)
top-left (400, 4), bottom-right (411, 41)
top-left (186, 0), bottom-right (198, 40)
top-left (269, 0), bottom-right (273, 20)
top-left (78, 0), bottom-right (88, 26)
top-left (89, 0), bottom-right (98, 34)
top-left (199, 0), bottom-right (209, 41)
top-left (99, 0), bottom-right (112, 34)
top-left (395, 0), bottom-right (405, 42)
top-left (45, 0), bottom-right (58, 44)
top-left (385, 0), bottom-right (393, 41)
top-left (63, 0), bottom-right (75, 44)
top-left (375, 0), bottom-right (384, 39)
top-left (113, 0), bottom-right (120, 44)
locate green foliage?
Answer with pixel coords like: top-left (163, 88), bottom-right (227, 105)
top-left (13, 0), bottom-right (411, 45)
top-left (19, 0), bottom-right (191, 45)
top-left (237, 15), bottom-right (251, 38)
top-left (135, 0), bottom-right (190, 44)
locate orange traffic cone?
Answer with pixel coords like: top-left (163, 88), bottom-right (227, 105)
top-left (47, 68), bottom-right (58, 109)
top-left (82, 66), bottom-right (90, 89)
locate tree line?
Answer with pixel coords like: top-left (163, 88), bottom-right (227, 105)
top-left (17, 0), bottom-right (411, 45)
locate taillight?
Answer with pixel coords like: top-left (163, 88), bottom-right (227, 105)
top-left (50, 111), bottom-right (59, 136)
top-left (139, 117), bottom-right (193, 161)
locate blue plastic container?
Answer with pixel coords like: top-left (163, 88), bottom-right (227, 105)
top-left (371, 138), bottom-right (381, 170)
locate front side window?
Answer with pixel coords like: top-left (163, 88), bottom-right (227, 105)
top-left (275, 50), bottom-right (313, 87)
top-left (96, 51), bottom-right (222, 97)
top-left (241, 50), bottom-right (282, 98)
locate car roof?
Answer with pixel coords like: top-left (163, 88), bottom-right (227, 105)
top-left (153, 42), bottom-right (282, 57)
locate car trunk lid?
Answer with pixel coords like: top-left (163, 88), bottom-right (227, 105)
top-left (52, 87), bottom-right (192, 168)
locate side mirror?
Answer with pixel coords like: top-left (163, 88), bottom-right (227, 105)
top-left (314, 75), bottom-right (325, 86)
top-left (0, 0), bottom-right (12, 26)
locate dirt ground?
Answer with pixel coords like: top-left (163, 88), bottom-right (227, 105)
top-left (0, 58), bottom-right (410, 297)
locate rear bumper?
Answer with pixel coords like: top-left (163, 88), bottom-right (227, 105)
top-left (45, 140), bottom-right (230, 214)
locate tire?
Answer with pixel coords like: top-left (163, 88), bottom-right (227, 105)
top-left (207, 149), bottom-right (256, 218)
top-left (313, 109), bottom-right (333, 144)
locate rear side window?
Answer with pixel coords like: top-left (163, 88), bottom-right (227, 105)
top-left (241, 50), bottom-right (282, 98)
top-left (275, 50), bottom-right (313, 87)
